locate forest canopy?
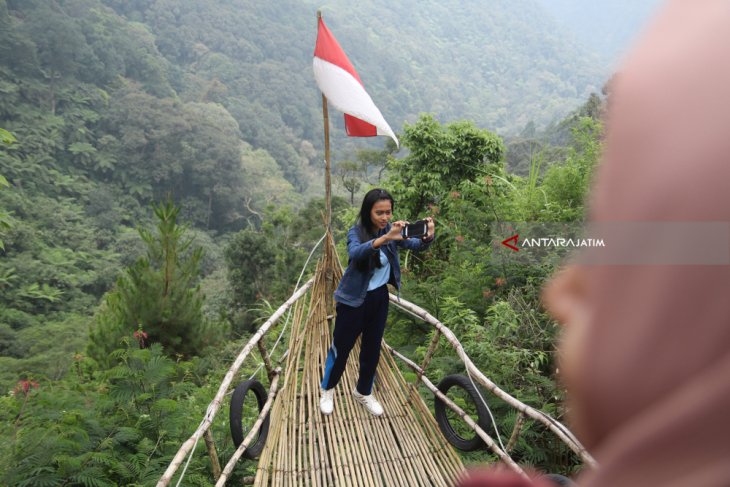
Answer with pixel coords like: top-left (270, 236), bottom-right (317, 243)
top-left (0, 0), bottom-right (629, 483)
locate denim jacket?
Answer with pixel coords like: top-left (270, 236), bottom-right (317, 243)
top-left (334, 223), bottom-right (434, 307)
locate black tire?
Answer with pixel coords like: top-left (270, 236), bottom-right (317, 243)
top-left (434, 374), bottom-right (491, 451)
top-left (229, 380), bottom-right (270, 459)
top-left (542, 474), bottom-right (577, 486)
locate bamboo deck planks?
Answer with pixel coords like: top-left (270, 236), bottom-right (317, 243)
top-left (254, 240), bottom-right (464, 486)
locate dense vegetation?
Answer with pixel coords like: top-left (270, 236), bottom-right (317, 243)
top-left (0, 0), bottom-right (613, 484)
top-left (0, 113), bottom-right (602, 483)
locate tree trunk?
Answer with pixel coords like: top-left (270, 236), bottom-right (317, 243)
top-left (50, 72), bottom-right (57, 115)
top-left (207, 192), bottom-right (212, 229)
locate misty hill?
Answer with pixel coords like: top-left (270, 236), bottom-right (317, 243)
top-left (2, 0), bottom-right (615, 204)
top-left (535, 0), bottom-right (664, 65)
top-left (315, 0), bottom-right (606, 134)
top-left (100, 0), bottom-right (608, 162)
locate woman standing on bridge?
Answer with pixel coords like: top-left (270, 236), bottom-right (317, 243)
top-left (320, 188), bottom-right (435, 416)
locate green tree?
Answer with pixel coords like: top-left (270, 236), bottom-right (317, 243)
top-left (89, 200), bottom-right (225, 366)
top-left (224, 219), bottom-right (301, 334)
top-left (225, 229), bottom-right (277, 310)
top-left (101, 90), bottom-right (248, 230)
top-left (179, 102), bottom-right (246, 230)
top-left (0, 127), bottom-right (15, 145)
top-left (541, 117), bottom-right (602, 220)
top-left (0, 127), bottom-right (15, 251)
top-left (357, 140), bottom-right (399, 185)
top-left (387, 115), bottom-right (505, 219)
top-left (335, 159), bottom-right (364, 205)
top-left (17, 1), bottom-right (94, 114)
top-left (224, 197), bottom-right (349, 334)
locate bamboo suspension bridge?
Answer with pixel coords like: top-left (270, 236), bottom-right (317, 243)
top-left (156, 12), bottom-right (596, 486)
top-left (156, 229), bottom-right (594, 486)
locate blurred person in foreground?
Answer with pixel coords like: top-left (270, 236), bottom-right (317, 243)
top-left (460, 1), bottom-right (730, 486)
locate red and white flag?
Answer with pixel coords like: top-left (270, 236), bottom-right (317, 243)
top-left (313, 17), bottom-right (398, 146)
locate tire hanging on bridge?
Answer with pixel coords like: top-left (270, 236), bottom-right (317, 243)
top-left (229, 379), bottom-right (270, 459)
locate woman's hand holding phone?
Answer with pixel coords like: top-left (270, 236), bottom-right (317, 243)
top-left (387, 221), bottom-right (407, 241)
top-left (397, 217), bottom-right (435, 240)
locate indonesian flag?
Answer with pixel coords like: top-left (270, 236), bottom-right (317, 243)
top-left (313, 17), bottom-right (399, 147)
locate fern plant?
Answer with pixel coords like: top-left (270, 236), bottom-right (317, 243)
top-left (3, 339), bottom-right (218, 486)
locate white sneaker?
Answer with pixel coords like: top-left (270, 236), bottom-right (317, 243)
top-left (352, 389), bottom-right (384, 416)
top-left (320, 388), bottom-right (334, 415)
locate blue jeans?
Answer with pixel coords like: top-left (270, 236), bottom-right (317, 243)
top-left (321, 285), bottom-right (389, 395)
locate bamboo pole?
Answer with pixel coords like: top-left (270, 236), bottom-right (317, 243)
top-left (216, 369), bottom-right (282, 486)
top-left (506, 412), bottom-right (525, 454)
top-left (360, 386), bottom-right (398, 485)
top-left (293, 297), bottom-right (309, 487)
top-left (387, 294), bottom-right (598, 468)
top-left (307, 299), bottom-right (328, 486)
top-left (376, 355), bottom-right (442, 485)
top-left (318, 11), bottom-right (336, 322)
top-left (396, 354), bottom-right (465, 486)
top-left (278, 298), bottom-right (306, 485)
top-left (318, 10), bottom-right (332, 231)
top-left (156, 278), bottom-right (314, 487)
top-left (282, 312), bottom-right (298, 486)
top-left (389, 371), bottom-right (437, 486)
top-left (305, 291), bottom-right (331, 486)
top-left (415, 330), bottom-right (441, 386)
top-left (402, 367), bottom-right (466, 485)
top-left (335, 340), bottom-right (380, 485)
top-left (383, 344), bottom-right (528, 478)
top-left (326, 353), bottom-right (363, 485)
top-left (256, 298), bottom-right (307, 487)
top-left (203, 429), bottom-right (222, 481)
top-left (253, 327), bottom-right (286, 486)
top-left (381, 348), bottom-right (462, 485)
top-left (257, 340), bottom-right (275, 381)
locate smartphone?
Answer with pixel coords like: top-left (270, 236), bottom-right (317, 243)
top-left (402, 220), bottom-right (428, 238)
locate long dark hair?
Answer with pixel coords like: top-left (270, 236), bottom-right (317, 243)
top-left (355, 188), bottom-right (394, 272)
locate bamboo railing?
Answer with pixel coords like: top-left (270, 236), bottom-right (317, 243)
top-left (388, 295), bottom-right (596, 468)
top-left (156, 278), bottom-right (314, 486)
top-left (157, 232), bottom-right (594, 486)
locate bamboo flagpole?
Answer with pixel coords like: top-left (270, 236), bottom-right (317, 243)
top-left (317, 11), bottom-right (335, 315)
top-left (317, 11), bottom-right (332, 231)
top-left (322, 90), bottom-right (332, 230)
